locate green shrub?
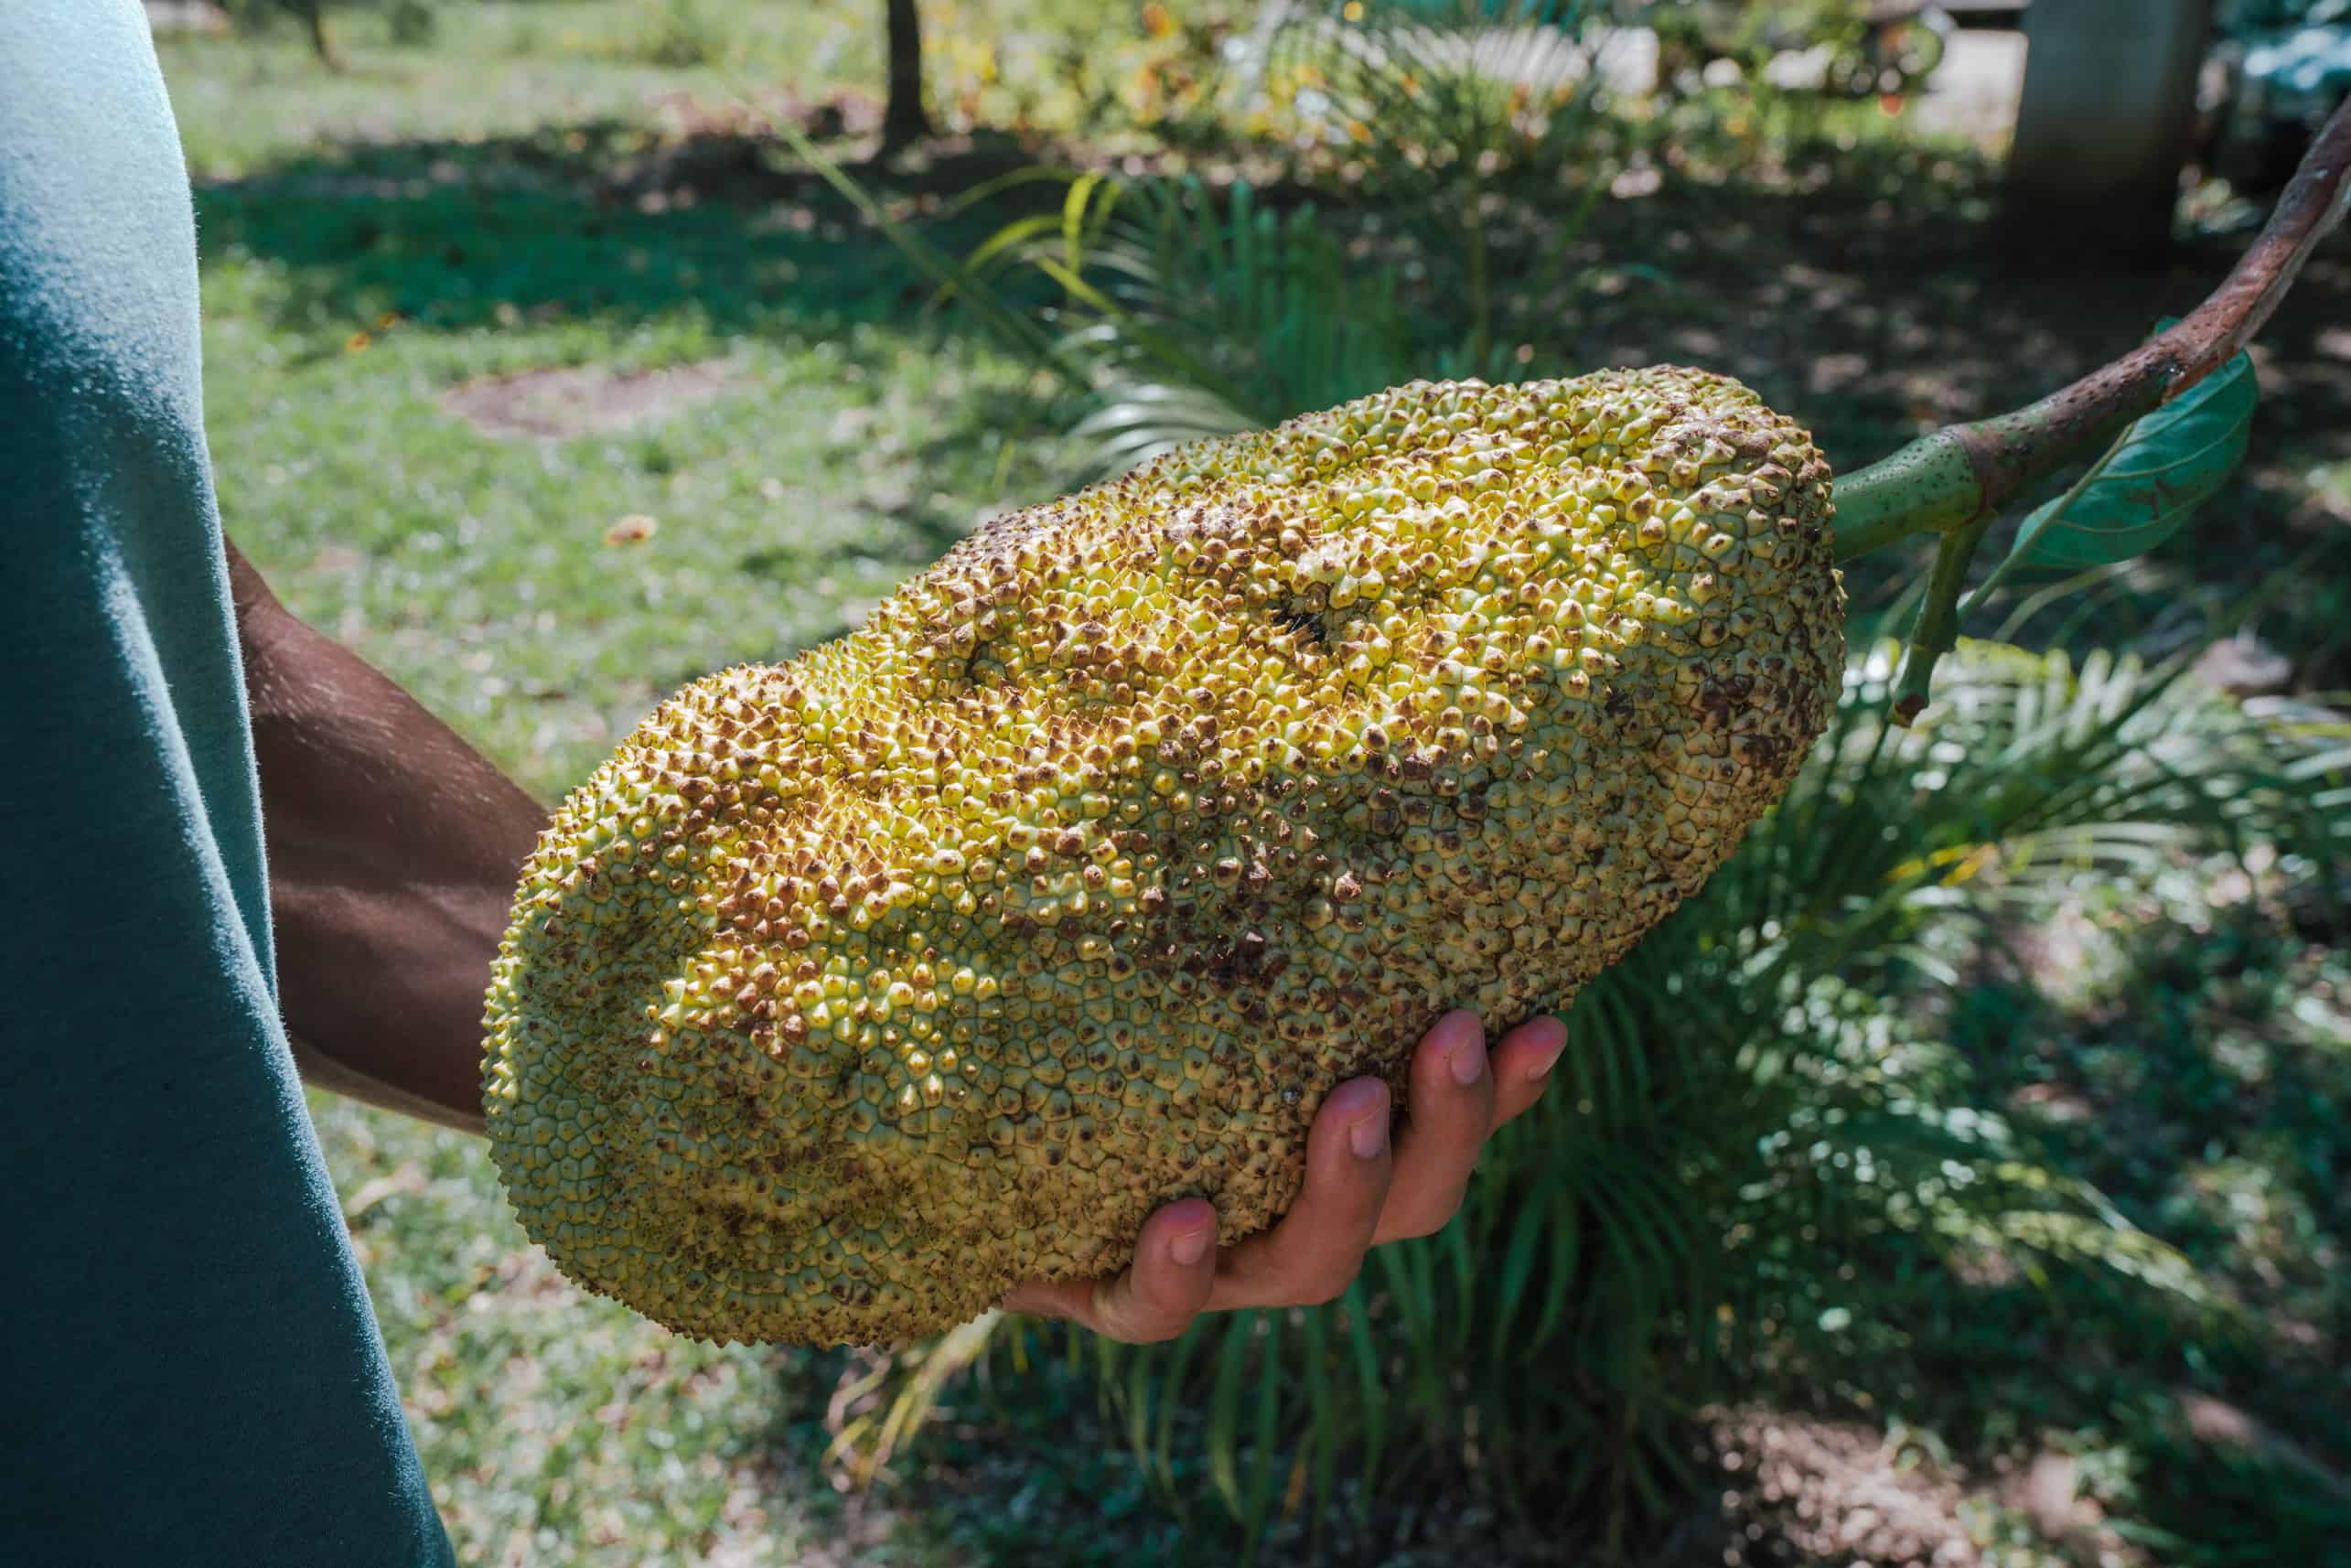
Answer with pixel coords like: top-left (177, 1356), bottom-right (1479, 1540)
top-left (955, 175), bottom-right (1414, 476)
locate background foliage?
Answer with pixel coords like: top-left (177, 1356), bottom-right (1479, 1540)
top-left (154, 2), bottom-right (2351, 1563)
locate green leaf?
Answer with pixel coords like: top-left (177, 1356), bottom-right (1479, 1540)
top-left (1997, 342), bottom-right (2258, 579)
top-left (1297, 1305), bottom-right (1337, 1521)
top-left (1493, 1193), bottom-right (1548, 1353)
top-left (1151, 1328), bottom-right (1203, 1492)
top-left (1207, 1314), bottom-right (1255, 1516)
top-left (1245, 1313), bottom-right (1285, 1538)
top-left (1345, 1293), bottom-right (1389, 1481)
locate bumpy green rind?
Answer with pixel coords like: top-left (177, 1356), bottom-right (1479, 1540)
top-left (481, 369), bottom-right (1846, 1345)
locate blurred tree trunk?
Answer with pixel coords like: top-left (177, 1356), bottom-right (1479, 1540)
top-left (285, 0), bottom-right (341, 69)
top-left (2002, 0), bottom-right (2213, 266)
top-left (882, 0), bottom-right (932, 150)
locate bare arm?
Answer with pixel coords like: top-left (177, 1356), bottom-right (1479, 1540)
top-left (227, 539), bottom-right (544, 1135)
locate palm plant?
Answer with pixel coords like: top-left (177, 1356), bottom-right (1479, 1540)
top-left (1246, 0), bottom-right (1637, 367)
top-left (774, 1), bottom-right (1643, 473)
top-left (957, 175), bottom-right (1417, 477)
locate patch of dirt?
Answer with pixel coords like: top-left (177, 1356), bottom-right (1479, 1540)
top-left (442, 360), bottom-right (739, 440)
top-left (1710, 1406), bottom-right (1982, 1567)
top-left (2179, 1391), bottom-right (2351, 1506)
top-left (1706, 1404), bottom-right (2174, 1568)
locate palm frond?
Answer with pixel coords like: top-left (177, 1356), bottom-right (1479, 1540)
top-left (966, 175), bottom-right (1418, 478)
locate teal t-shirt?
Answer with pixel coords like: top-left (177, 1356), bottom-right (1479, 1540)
top-left (0, 4), bottom-right (456, 1563)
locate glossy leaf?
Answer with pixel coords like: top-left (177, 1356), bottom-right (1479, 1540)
top-left (1997, 342), bottom-right (2258, 578)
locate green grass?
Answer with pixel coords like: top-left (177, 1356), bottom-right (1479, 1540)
top-left (168, 3), bottom-right (845, 176)
top-left (157, 6), bottom-right (2351, 1563)
top-left (199, 292), bottom-right (1050, 795)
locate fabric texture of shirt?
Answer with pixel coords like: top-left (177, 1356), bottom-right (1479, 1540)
top-left (0, 4), bottom-right (456, 1562)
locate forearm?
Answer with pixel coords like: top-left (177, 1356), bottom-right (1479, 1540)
top-left (227, 539), bottom-right (545, 1135)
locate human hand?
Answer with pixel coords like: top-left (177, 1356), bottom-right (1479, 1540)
top-left (999, 1009), bottom-right (1567, 1342)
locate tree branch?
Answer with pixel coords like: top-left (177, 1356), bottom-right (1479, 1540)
top-left (1833, 92), bottom-right (2351, 560)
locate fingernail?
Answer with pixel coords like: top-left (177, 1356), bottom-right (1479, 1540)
top-left (1347, 1089), bottom-right (1390, 1159)
top-left (1448, 1038), bottom-right (1487, 1088)
top-left (1530, 1036), bottom-right (1567, 1079)
top-left (1169, 1226), bottom-right (1211, 1266)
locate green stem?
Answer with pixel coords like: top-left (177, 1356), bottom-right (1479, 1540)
top-left (1831, 92), bottom-right (2351, 570)
top-left (1890, 511), bottom-right (1995, 726)
top-left (1830, 429), bottom-right (1981, 563)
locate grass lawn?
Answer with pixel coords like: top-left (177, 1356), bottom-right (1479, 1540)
top-left (159, 5), bottom-right (2351, 1563)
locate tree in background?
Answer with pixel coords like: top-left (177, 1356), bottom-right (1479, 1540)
top-left (2004, 0), bottom-right (2217, 264)
top-left (219, 0), bottom-right (342, 68)
top-left (882, 0), bottom-right (934, 150)
top-left (289, 0), bottom-right (336, 65)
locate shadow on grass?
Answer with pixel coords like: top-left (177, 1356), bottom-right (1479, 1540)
top-left (194, 116), bottom-right (1076, 613)
top-left (192, 119), bottom-right (1071, 345)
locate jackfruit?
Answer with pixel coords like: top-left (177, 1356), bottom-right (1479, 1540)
top-left (481, 368), bottom-right (1844, 1345)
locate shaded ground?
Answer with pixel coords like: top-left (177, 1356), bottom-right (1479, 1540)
top-left (1549, 162), bottom-right (2351, 679)
top-left (1712, 1407), bottom-right (1985, 1568)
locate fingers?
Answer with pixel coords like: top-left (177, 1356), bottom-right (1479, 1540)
top-left (1371, 1010), bottom-right (1564, 1244)
top-left (1487, 1013), bottom-right (1568, 1128)
top-left (1372, 1009), bottom-right (1496, 1243)
top-left (1001, 1197), bottom-right (1218, 1343)
top-left (1000, 1009), bottom-right (1569, 1336)
top-left (1088, 1198), bottom-right (1218, 1342)
top-left (1207, 1077), bottom-right (1394, 1311)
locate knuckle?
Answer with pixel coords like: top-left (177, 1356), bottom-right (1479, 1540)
top-left (1401, 1187), bottom-right (1469, 1239)
top-left (1296, 1269), bottom-right (1357, 1307)
top-left (1111, 1312), bottom-right (1188, 1345)
top-left (1097, 1286), bottom-right (1196, 1346)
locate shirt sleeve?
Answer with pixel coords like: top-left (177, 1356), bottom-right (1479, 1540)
top-left (0, 5), bottom-right (456, 1564)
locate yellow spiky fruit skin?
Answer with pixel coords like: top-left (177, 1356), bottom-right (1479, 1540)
top-left (481, 369), bottom-right (1845, 1345)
